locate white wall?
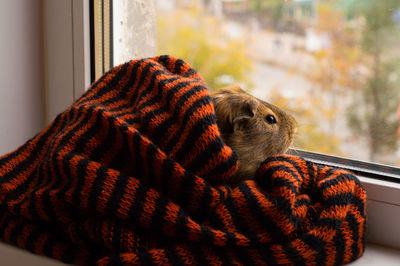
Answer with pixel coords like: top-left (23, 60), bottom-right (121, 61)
top-left (0, 0), bottom-right (44, 155)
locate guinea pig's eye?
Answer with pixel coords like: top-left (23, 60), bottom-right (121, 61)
top-left (265, 114), bottom-right (277, 124)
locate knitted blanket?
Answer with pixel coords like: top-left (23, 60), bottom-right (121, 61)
top-left (0, 55), bottom-right (366, 265)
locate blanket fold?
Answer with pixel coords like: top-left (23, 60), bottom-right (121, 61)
top-left (0, 55), bottom-right (366, 265)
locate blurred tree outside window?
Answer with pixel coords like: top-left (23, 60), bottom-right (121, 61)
top-left (157, 6), bottom-right (253, 89)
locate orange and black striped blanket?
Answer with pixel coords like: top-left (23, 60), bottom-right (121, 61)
top-left (0, 56), bottom-right (366, 265)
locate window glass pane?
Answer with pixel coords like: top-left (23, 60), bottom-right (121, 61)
top-left (154, 0), bottom-right (400, 168)
top-left (112, 0), bottom-right (156, 66)
top-left (109, 0), bottom-right (400, 168)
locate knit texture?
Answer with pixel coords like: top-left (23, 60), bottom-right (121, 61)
top-left (0, 55), bottom-right (366, 265)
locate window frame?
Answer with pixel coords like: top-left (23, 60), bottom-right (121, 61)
top-left (44, 0), bottom-right (400, 250)
top-left (42, 0), bottom-right (91, 123)
top-left (90, 0), bottom-right (114, 82)
top-left (288, 149), bottom-right (400, 184)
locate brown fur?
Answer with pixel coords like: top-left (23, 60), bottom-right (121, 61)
top-left (211, 85), bottom-right (297, 184)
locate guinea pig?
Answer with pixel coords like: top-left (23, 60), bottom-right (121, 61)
top-left (210, 85), bottom-right (297, 184)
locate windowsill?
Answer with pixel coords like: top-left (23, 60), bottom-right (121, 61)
top-left (349, 243), bottom-right (400, 265)
top-left (1, 241), bottom-right (400, 265)
top-left (0, 241), bottom-right (65, 265)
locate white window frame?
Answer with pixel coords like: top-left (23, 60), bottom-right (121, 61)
top-left (43, 0), bottom-right (91, 123)
top-left (361, 177), bottom-right (400, 248)
top-left (44, 0), bottom-right (400, 250)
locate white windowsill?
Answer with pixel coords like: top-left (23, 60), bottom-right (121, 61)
top-left (349, 243), bottom-right (400, 266)
top-left (0, 241), bottom-right (65, 266)
top-left (1, 241), bottom-right (399, 265)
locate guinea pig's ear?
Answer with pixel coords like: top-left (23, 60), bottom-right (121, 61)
top-left (232, 99), bottom-right (259, 131)
top-left (224, 84), bottom-right (246, 94)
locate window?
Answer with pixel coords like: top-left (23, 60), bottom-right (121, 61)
top-left (89, 0), bottom-right (400, 249)
top-left (151, 0), bottom-right (400, 170)
top-left (101, 0), bottom-right (400, 170)
top-left (91, 0), bottom-right (157, 81)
